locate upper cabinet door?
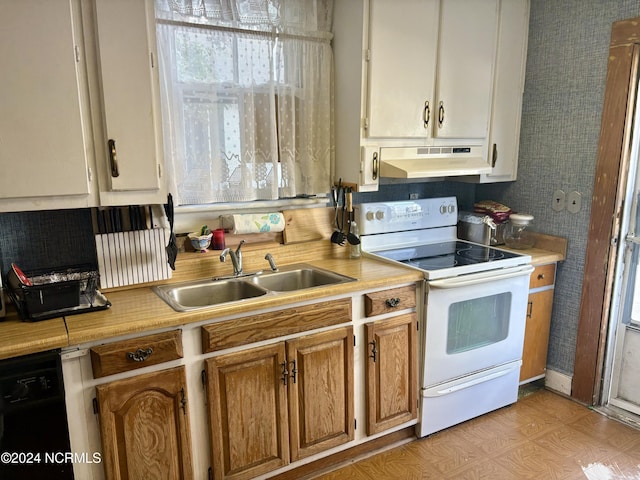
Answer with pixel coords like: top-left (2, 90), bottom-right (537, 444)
top-left (483, 0), bottom-right (529, 181)
top-left (435, 0), bottom-right (498, 139)
top-left (366, 0), bottom-right (439, 139)
top-left (0, 0), bottom-right (90, 200)
top-left (365, 0), bottom-right (498, 142)
top-left (94, 0), bottom-right (164, 194)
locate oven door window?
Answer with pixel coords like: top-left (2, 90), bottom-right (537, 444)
top-left (447, 292), bottom-right (512, 354)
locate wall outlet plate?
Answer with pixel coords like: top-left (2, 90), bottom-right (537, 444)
top-left (552, 190), bottom-right (566, 211)
top-left (567, 191), bottom-right (582, 213)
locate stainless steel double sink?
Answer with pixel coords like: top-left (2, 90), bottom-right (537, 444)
top-left (153, 263), bottom-right (356, 312)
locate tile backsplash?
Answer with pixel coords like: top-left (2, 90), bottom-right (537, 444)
top-left (0, 209), bottom-right (97, 276)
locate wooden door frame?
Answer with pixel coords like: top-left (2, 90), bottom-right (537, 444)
top-left (573, 18), bottom-right (640, 404)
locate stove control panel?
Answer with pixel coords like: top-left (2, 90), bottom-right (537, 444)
top-left (357, 197), bottom-right (458, 235)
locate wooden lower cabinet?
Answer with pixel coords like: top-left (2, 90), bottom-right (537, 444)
top-left (287, 328), bottom-right (355, 461)
top-left (205, 326), bottom-right (354, 480)
top-left (520, 288), bottom-right (555, 382)
top-left (520, 263), bottom-right (556, 383)
top-left (365, 313), bottom-right (418, 435)
top-left (95, 366), bottom-right (194, 480)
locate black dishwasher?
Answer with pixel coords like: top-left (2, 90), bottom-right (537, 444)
top-left (0, 350), bottom-right (73, 479)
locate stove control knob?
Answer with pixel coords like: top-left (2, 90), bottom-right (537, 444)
top-left (439, 204), bottom-right (447, 214)
top-left (448, 204), bottom-right (456, 214)
top-left (375, 210), bottom-right (385, 220)
top-left (366, 211), bottom-right (374, 221)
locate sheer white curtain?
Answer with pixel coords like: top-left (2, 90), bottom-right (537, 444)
top-left (155, 0), bottom-right (333, 205)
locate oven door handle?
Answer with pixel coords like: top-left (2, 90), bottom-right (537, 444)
top-left (423, 362), bottom-right (521, 397)
top-left (429, 265), bottom-right (534, 289)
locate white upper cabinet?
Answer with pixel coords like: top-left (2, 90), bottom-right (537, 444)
top-left (0, 0), bottom-right (94, 210)
top-left (480, 0), bottom-right (530, 182)
top-left (436, 0), bottom-right (498, 140)
top-left (366, 0), bottom-right (439, 140)
top-left (0, 0), bottom-right (166, 212)
top-left (333, 0), bottom-right (528, 191)
top-left (367, 0), bottom-right (498, 142)
top-left (91, 0), bottom-right (166, 203)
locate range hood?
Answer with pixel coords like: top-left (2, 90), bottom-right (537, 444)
top-left (378, 145), bottom-right (491, 179)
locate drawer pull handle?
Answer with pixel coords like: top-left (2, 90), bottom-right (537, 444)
top-left (527, 301), bottom-right (533, 318)
top-left (386, 298), bottom-right (401, 308)
top-left (537, 274), bottom-right (545, 280)
top-left (127, 348), bottom-right (154, 362)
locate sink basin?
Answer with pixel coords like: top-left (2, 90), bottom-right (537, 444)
top-left (249, 264), bottom-right (355, 292)
top-left (153, 264), bottom-right (355, 311)
top-left (153, 278), bottom-right (268, 312)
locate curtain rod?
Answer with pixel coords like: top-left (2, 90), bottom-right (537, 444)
top-left (156, 17), bottom-right (333, 43)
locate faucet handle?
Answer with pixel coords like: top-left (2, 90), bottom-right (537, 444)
top-left (265, 253), bottom-right (278, 272)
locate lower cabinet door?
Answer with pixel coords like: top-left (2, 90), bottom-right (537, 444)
top-left (205, 328), bottom-right (355, 479)
top-left (365, 313), bottom-right (418, 435)
top-left (286, 327), bottom-right (355, 461)
top-left (95, 366), bottom-right (194, 480)
top-left (520, 288), bottom-right (555, 382)
top-left (205, 343), bottom-right (290, 480)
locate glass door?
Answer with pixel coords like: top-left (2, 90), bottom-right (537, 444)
top-left (604, 70), bottom-right (640, 416)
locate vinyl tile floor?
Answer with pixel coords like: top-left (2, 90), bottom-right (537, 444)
top-left (311, 389), bottom-right (640, 479)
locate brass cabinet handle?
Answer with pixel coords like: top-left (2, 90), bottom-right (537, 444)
top-left (492, 143), bottom-right (498, 168)
top-left (289, 360), bottom-right (298, 384)
top-left (527, 301), bottom-right (533, 318)
top-left (108, 139), bottom-right (119, 177)
top-left (438, 101), bottom-right (445, 128)
top-left (127, 347), bottom-right (153, 362)
top-left (538, 273), bottom-right (545, 280)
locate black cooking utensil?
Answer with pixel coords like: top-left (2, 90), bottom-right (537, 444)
top-left (164, 194), bottom-right (178, 270)
top-left (331, 181), bottom-right (346, 246)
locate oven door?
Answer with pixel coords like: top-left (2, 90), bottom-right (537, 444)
top-left (423, 264), bottom-right (534, 387)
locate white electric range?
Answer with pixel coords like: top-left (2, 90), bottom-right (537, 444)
top-left (357, 197), bottom-right (533, 436)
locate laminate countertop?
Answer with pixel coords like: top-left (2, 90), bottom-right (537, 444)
top-left (0, 255), bottom-right (423, 360)
top-left (0, 238), bottom-right (566, 360)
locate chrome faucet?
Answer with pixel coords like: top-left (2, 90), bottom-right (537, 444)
top-left (220, 240), bottom-right (245, 276)
top-left (265, 253), bottom-right (278, 272)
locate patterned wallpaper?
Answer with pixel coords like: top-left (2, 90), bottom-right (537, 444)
top-left (478, 0), bottom-right (640, 376)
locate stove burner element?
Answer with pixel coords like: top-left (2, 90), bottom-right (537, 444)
top-left (405, 255), bottom-right (458, 270)
top-left (457, 244), bottom-right (506, 262)
top-left (373, 240), bottom-right (522, 273)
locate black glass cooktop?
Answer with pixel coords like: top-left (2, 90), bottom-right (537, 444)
top-left (374, 241), bottom-right (523, 271)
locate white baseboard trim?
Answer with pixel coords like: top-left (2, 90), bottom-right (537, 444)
top-left (544, 369), bottom-right (573, 396)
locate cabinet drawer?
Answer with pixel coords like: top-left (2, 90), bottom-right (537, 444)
top-left (90, 330), bottom-right (183, 378)
top-left (201, 298), bottom-right (351, 353)
top-left (529, 264), bottom-right (556, 289)
top-left (364, 285), bottom-right (416, 317)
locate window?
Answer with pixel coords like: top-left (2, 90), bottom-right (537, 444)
top-left (155, 0), bottom-right (334, 205)
top-left (446, 293), bottom-right (511, 354)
